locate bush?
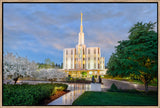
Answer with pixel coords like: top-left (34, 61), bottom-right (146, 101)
top-left (66, 76), bottom-right (91, 83)
top-left (108, 83), bottom-right (119, 92)
top-left (103, 75), bottom-right (113, 79)
top-left (3, 83), bottom-right (68, 105)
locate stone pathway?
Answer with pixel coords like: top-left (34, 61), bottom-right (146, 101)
top-left (102, 79), bottom-right (157, 91)
top-left (48, 83), bottom-right (107, 105)
top-left (48, 84), bottom-right (90, 105)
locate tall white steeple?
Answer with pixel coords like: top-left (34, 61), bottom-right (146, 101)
top-left (80, 12), bottom-right (83, 32)
top-left (78, 12), bottom-right (84, 45)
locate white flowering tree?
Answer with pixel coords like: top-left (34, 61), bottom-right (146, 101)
top-left (3, 52), bottom-right (67, 84)
top-left (37, 68), bottom-right (67, 83)
top-left (3, 53), bottom-right (38, 84)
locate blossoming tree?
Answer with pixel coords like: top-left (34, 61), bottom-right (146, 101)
top-left (3, 53), bottom-right (38, 84)
top-left (37, 68), bottom-right (67, 83)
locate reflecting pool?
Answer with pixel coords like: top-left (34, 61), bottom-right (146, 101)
top-left (48, 83), bottom-right (91, 105)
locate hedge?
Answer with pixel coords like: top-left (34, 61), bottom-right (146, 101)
top-left (3, 83), bottom-right (68, 105)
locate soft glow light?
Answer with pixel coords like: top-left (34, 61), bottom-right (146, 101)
top-left (63, 13), bottom-right (105, 76)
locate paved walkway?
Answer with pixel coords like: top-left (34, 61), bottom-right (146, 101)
top-left (48, 83), bottom-right (107, 105)
top-left (102, 79), bottom-right (157, 91)
top-left (48, 84), bottom-right (90, 105)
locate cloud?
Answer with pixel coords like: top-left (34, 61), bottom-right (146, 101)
top-left (3, 3), bottom-right (157, 64)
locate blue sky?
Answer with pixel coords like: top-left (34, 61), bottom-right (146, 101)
top-left (3, 3), bottom-right (157, 65)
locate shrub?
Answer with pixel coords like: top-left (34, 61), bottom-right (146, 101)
top-left (3, 83), bottom-right (68, 105)
top-left (108, 83), bottom-right (119, 92)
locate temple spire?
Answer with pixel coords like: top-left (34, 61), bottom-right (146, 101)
top-left (80, 12), bottom-right (83, 32)
top-left (78, 12), bottom-right (84, 45)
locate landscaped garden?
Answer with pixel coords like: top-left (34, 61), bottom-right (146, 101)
top-left (73, 83), bottom-right (157, 106)
top-left (72, 91), bottom-right (158, 105)
top-left (3, 83), bottom-right (68, 105)
top-left (66, 75), bottom-right (91, 83)
top-left (103, 75), bottom-right (158, 86)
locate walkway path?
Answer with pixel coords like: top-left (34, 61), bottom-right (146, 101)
top-left (48, 83), bottom-right (107, 105)
top-left (102, 79), bottom-right (157, 91)
top-left (48, 84), bottom-right (90, 105)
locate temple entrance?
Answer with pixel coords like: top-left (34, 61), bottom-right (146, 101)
top-left (65, 69), bottom-right (102, 79)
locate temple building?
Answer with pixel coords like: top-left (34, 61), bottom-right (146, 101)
top-left (63, 13), bottom-right (105, 78)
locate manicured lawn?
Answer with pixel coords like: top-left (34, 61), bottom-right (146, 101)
top-left (72, 91), bottom-right (158, 105)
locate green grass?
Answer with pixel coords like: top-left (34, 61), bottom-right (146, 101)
top-left (72, 91), bottom-right (158, 105)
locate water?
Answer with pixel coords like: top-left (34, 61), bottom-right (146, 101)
top-left (48, 83), bottom-right (91, 105)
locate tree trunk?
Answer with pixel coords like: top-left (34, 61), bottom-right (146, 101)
top-left (144, 82), bottom-right (148, 93)
top-left (14, 77), bottom-right (19, 84)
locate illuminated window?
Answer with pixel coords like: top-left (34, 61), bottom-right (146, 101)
top-left (71, 50), bottom-right (73, 55)
top-left (83, 61), bottom-right (85, 64)
top-left (66, 50), bottom-right (68, 55)
top-left (88, 49), bottom-right (90, 54)
top-left (88, 63), bottom-right (90, 69)
top-left (98, 48), bottom-right (100, 54)
top-left (94, 49), bottom-right (96, 54)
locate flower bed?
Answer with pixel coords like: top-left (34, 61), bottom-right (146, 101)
top-left (3, 83), bottom-right (68, 105)
top-left (43, 90), bottom-right (70, 105)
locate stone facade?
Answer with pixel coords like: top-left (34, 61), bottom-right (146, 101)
top-left (63, 13), bottom-right (105, 77)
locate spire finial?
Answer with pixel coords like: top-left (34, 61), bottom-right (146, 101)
top-left (81, 12), bottom-right (83, 25)
top-left (80, 12), bottom-right (83, 32)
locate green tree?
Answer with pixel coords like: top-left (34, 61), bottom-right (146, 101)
top-left (107, 22), bottom-right (157, 92)
top-left (38, 59), bottom-right (55, 69)
top-left (45, 58), bottom-right (51, 68)
top-left (81, 72), bottom-right (87, 77)
top-left (51, 62), bottom-right (55, 68)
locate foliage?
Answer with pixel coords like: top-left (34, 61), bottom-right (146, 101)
top-left (3, 53), bottom-right (66, 83)
top-left (3, 83), bottom-right (68, 105)
top-left (72, 91), bottom-right (157, 105)
top-left (107, 22), bottom-right (158, 92)
top-left (3, 53), bottom-right (38, 84)
top-left (37, 58), bottom-right (63, 69)
top-left (66, 75), bottom-right (72, 82)
top-left (103, 75), bottom-right (157, 86)
top-left (37, 68), bottom-right (67, 82)
top-left (66, 76), bottom-right (91, 83)
top-left (52, 84), bottom-right (68, 95)
top-left (81, 72), bottom-right (87, 77)
top-left (108, 83), bottom-right (119, 92)
top-left (38, 58), bottom-right (55, 69)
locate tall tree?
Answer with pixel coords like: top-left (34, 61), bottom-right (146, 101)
top-left (107, 22), bottom-right (157, 92)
